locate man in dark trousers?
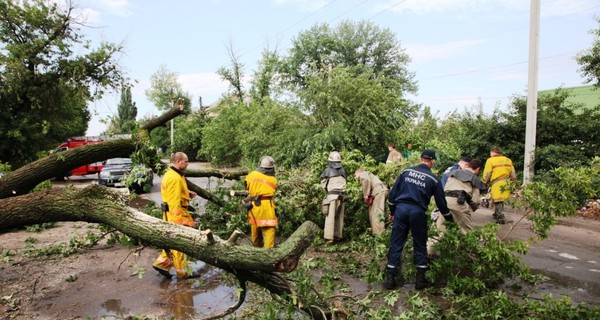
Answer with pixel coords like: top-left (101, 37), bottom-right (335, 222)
top-left (384, 149), bottom-right (453, 290)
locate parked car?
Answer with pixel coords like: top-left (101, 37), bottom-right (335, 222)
top-left (98, 158), bottom-right (153, 193)
top-left (98, 158), bottom-right (132, 187)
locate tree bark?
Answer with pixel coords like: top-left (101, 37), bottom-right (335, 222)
top-left (140, 99), bottom-right (186, 132)
top-left (0, 139), bottom-right (136, 198)
top-left (0, 102), bottom-right (337, 318)
top-left (185, 168), bottom-right (249, 180)
top-left (0, 185), bottom-right (318, 273)
top-left (0, 185), bottom-right (335, 319)
top-left (0, 103), bottom-right (187, 199)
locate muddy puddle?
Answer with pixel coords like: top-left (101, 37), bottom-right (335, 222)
top-left (96, 261), bottom-right (240, 319)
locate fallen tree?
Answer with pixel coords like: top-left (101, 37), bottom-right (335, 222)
top-left (0, 103), bottom-right (230, 205)
top-left (0, 104), bottom-right (342, 319)
top-left (0, 185), bottom-right (339, 319)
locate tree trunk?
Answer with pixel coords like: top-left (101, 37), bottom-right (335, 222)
top-left (0, 104), bottom-right (338, 318)
top-left (0, 185), bottom-right (332, 318)
top-left (0, 139), bottom-right (136, 198)
top-left (0, 185), bottom-right (318, 273)
top-left (141, 99), bottom-right (186, 132)
top-left (0, 103), bottom-right (193, 200)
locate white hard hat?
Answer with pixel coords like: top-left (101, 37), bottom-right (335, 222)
top-left (259, 156), bottom-right (275, 169)
top-left (328, 151), bottom-right (342, 162)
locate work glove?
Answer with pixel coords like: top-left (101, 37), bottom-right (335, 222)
top-left (441, 212), bottom-right (454, 223)
top-left (430, 208), bottom-right (440, 221)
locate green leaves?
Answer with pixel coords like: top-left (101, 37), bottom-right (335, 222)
top-left (429, 224), bottom-right (535, 296)
top-left (577, 17), bottom-right (600, 87)
top-left (0, 0), bottom-right (125, 166)
top-left (513, 165), bottom-right (599, 239)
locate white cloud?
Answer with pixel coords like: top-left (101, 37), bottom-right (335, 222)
top-left (274, 0), bottom-right (331, 12)
top-left (377, 0), bottom-right (522, 16)
top-left (94, 0), bottom-right (134, 16)
top-left (178, 73), bottom-right (229, 105)
top-left (406, 38), bottom-right (486, 63)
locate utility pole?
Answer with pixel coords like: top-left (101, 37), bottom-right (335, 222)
top-left (170, 96), bottom-right (175, 149)
top-left (523, 0), bottom-right (540, 185)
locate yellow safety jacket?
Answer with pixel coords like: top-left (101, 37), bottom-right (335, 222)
top-left (161, 167), bottom-right (194, 227)
top-left (245, 170), bottom-right (278, 227)
top-left (482, 155), bottom-right (516, 202)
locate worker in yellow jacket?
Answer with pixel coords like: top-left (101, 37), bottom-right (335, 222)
top-left (245, 156), bottom-right (278, 248)
top-left (482, 147), bottom-right (516, 224)
top-left (153, 152), bottom-right (198, 279)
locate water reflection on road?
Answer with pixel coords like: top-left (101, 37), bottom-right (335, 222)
top-left (133, 163), bottom-right (238, 319)
top-left (98, 261), bottom-right (240, 319)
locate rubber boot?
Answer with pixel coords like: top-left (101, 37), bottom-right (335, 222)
top-left (494, 202), bottom-right (505, 224)
top-left (383, 267), bottom-right (398, 290)
top-left (415, 267), bottom-right (430, 290)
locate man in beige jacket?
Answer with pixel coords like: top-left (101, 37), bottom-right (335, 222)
top-left (355, 168), bottom-right (388, 235)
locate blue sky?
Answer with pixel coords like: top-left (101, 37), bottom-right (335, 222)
top-left (76, 0), bottom-right (600, 135)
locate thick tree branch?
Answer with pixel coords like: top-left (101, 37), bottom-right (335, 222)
top-left (185, 168), bottom-right (249, 180)
top-left (0, 185), bottom-right (319, 273)
top-left (0, 139), bottom-right (136, 198)
top-left (0, 104), bottom-right (187, 199)
top-left (141, 98), bottom-right (186, 132)
top-left (187, 179), bottom-right (226, 207)
top-left (0, 185), bottom-right (337, 319)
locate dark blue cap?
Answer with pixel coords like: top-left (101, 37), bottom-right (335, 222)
top-left (420, 149), bottom-right (436, 160)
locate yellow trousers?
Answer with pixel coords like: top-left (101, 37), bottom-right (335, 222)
top-left (153, 249), bottom-right (189, 279)
top-left (251, 225), bottom-right (276, 248)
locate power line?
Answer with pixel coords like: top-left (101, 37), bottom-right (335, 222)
top-left (367, 0), bottom-right (407, 20)
top-left (327, 0), bottom-right (369, 24)
top-left (238, 0), bottom-right (340, 59)
top-left (418, 53), bottom-right (574, 81)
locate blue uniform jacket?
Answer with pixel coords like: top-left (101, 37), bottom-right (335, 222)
top-left (388, 163), bottom-right (450, 217)
top-left (440, 163), bottom-right (460, 187)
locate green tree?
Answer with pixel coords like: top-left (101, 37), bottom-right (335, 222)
top-left (249, 49), bottom-right (279, 104)
top-left (434, 88), bottom-right (600, 175)
top-left (280, 20), bottom-right (416, 94)
top-left (172, 110), bottom-right (208, 161)
top-left (299, 66), bottom-right (415, 157)
top-left (144, 65), bottom-right (191, 112)
top-left (577, 17), bottom-right (600, 88)
top-left (144, 65), bottom-right (192, 154)
top-left (107, 84), bottom-right (138, 134)
top-left (200, 102), bottom-right (246, 166)
top-left (0, 0), bottom-right (124, 166)
top-left (505, 89), bottom-right (600, 173)
top-left (275, 20), bottom-right (418, 159)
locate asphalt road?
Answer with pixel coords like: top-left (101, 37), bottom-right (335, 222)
top-left (473, 207), bottom-right (600, 305)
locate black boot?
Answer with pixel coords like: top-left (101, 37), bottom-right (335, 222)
top-left (415, 267), bottom-right (430, 290)
top-left (383, 267), bottom-right (398, 290)
top-left (494, 202), bottom-right (505, 224)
